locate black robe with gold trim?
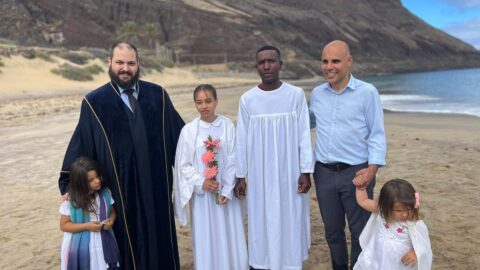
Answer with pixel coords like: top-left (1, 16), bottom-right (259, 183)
top-left (59, 80), bottom-right (184, 270)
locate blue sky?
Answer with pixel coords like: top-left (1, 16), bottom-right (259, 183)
top-left (401, 0), bottom-right (480, 49)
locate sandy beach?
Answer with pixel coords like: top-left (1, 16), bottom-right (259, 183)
top-left (1, 61), bottom-right (479, 269)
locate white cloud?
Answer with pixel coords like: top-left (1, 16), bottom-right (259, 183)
top-left (443, 18), bottom-right (480, 49)
top-left (441, 0), bottom-right (480, 8)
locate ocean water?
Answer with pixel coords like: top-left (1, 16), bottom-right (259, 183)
top-left (361, 68), bottom-right (480, 117)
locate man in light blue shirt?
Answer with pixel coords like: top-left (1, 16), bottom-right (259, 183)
top-left (310, 40), bottom-right (386, 270)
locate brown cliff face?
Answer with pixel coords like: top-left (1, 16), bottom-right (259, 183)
top-left (1, 0), bottom-right (479, 74)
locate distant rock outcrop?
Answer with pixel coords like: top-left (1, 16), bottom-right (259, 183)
top-left (1, 0), bottom-right (479, 75)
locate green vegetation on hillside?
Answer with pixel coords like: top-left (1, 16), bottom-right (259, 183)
top-left (51, 63), bottom-right (104, 81)
top-left (57, 51), bottom-right (93, 65)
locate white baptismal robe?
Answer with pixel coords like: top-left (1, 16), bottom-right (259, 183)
top-left (174, 115), bottom-right (248, 270)
top-left (236, 83), bottom-right (314, 270)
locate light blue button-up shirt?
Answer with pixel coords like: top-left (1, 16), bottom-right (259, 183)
top-left (310, 74), bottom-right (386, 166)
top-left (118, 84), bottom-right (138, 111)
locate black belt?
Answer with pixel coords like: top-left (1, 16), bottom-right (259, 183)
top-left (317, 161), bottom-right (353, 171)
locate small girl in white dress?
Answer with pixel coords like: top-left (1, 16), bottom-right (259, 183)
top-left (174, 84), bottom-right (248, 270)
top-left (352, 178), bottom-right (432, 270)
top-left (59, 157), bottom-right (119, 270)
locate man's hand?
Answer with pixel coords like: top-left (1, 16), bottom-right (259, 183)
top-left (401, 250), bottom-right (417, 266)
top-left (234, 178), bottom-right (247, 199)
top-left (297, 173), bottom-right (311, 193)
top-left (352, 175), bottom-right (366, 189)
top-left (354, 165), bottom-right (378, 188)
top-left (203, 179), bottom-right (219, 193)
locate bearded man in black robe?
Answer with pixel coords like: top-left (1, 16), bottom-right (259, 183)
top-left (58, 41), bottom-right (184, 269)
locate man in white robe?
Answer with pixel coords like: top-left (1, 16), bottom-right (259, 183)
top-left (235, 45), bottom-right (314, 270)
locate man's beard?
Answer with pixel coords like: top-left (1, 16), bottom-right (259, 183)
top-left (109, 66), bottom-right (140, 89)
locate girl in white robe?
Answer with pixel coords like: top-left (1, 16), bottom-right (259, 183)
top-left (352, 178), bottom-right (432, 270)
top-left (174, 84), bottom-right (248, 270)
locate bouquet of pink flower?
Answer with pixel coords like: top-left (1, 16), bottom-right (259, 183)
top-left (202, 135), bottom-right (221, 204)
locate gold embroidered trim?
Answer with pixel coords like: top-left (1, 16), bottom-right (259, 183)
top-left (162, 88), bottom-right (178, 270)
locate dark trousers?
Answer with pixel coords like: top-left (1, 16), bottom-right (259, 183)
top-left (313, 162), bottom-right (375, 270)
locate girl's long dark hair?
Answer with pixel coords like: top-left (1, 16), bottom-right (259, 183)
top-left (378, 178), bottom-right (420, 222)
top-left (68, 156), bottom-right (104, 213)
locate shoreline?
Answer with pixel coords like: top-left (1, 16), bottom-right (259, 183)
top-left (383, 110), bottom-right (480, 132)
top-left (384, 109), bottom-right (480, 122)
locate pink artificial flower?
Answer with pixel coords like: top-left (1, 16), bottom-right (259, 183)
top-left (384, 223), bottom-right (390, 229)
top-left (201, 151), bottom-right (216, 164)
top-left (204, 166), bottom-right (218, 179)
top-left (397, 227), bottom-right (404, 233)
top-left (204, 138), bottom-right (221, 149)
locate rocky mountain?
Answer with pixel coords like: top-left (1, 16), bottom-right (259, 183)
top-left (1, 0), bottom-right (479, 75)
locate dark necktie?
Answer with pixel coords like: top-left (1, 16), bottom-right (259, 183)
top-left (124, 89), bottom-right (138, 112)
